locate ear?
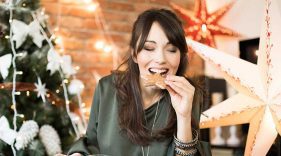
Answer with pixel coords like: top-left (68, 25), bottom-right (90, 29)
top-left (131, 49), bottom-right (138, 63)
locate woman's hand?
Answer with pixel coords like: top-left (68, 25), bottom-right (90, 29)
top-left (165, 75), bottom-right (195, 118)
top-left (165, 75), bottom-right (195, 142)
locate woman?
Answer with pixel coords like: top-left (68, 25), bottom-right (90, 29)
top-left (68, 8), bottom-right (211, 156)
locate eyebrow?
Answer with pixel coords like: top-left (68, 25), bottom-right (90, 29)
top-left (145, 40), bottom-right (172, 45)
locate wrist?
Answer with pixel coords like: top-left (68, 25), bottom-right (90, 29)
top-left (176, 117), bottom-right (192, 143)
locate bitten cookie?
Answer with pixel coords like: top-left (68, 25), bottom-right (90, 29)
top-left (141, 73), bottom-right (166, 89)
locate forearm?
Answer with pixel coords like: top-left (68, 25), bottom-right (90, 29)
top-left (176, 116), bottom-right (192, 143)
top-left (174, 114), bottom-right (198, 156)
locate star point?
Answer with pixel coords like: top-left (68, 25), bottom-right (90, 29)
top-left (171, 0), bottom-right (239, 47)
top-left (187, 0), bottom-right (281, 154)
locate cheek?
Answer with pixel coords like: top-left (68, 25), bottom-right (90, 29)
top-left (170, 54), bottom-right (181, 69)
top-left (136, 52), bottom-right (150, 68)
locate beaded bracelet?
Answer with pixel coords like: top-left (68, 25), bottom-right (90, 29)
top-left (174, 129), bottom-right (198, 150)
top-left (175, 147), bottom-right (197, 156)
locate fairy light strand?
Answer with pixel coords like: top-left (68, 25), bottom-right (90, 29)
top-left (8, 4), bottom-right (18, 156)
top-left (31, 13), bottom-right (80, 138)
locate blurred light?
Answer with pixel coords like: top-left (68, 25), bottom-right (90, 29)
top-left (52, 101), bottom-right (56, 105)
top-left (75, 66), bottom-right (80, 71)
top-left (26, 91), bottom-right (30, 96)
top-left (87, 3), bottom-right (98, 12)
top-left (95, 40), bottom-right (104, 50)
top-left (54, 27), bottom-right (59, 32)
top-left (66, 100), bottom-right (70, 105)
top-left (22, 3), bottom-right (26, 7)
top-left (16, 71), bottom-right (23, 75)
top-left (63, 79), bottom-right (69, 84)
top-left (16, 53), bottom-right (24, 57)
top-left (82, 108), bottom-right (87, 113)
top-left (46, 93), bottom-right (50, 97)
top-left (15, 92), bottom-right (21, 95)
top-left (1, 85), bottom-right (4, 89)
top-left (104, 45), bottom-right (112, 53)
top-left (56, 89), bottom-right (60, 93)
top-left (5, 35), bottom-right (10, 39)
top-left (55, 36), bottom-right (63, 45)
top-left (83, 0), bottom-right (92, 3)
top-left (82, 102), bottom-right (86, 107)
top-left (201, 24), bottom-right (207, 32)
top-left (18, 114), bottom-right (25, 118)
top-left (255, 50), bottom-right (259, 56)
top-left (11, 104), bottom-right (15, 110)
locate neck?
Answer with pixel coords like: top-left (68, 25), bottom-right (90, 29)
top-left (140, 78), bottom-right (162, 109)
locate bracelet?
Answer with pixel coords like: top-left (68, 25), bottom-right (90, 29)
top-left (174, 129), bottom-right (198, 150)
top-left (175, 147), bottom-right (197, 156)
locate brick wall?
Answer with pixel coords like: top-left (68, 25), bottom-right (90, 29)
top-left (41, 0), bottom-right (202, 111)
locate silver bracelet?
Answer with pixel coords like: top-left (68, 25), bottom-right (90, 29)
top-left (175, 147), bottom-right (197, 156)
top-left (174, 129), bottom-right (198, 150)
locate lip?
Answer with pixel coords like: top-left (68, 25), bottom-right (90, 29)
top-left (148, 67), bottom-right (169, 76)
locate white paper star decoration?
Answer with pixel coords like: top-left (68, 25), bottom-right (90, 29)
top-left (34, 77), bottom-right (47, 103)
top-left (187, 0), bottom-right (281, 155)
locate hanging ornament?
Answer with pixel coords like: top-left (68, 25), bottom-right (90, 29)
top-left (0, 116), bottom-right (17, 145)
top-left (60, 55), bottom-right (76, 77)
top-left (68, 79), bottom-right (84, 95)
top-left (171, 0), bottom-right (238, 47)
top-left (11, 19), bottom-right (45, 49)
top-left (47, 48), bottom-right (61, 75)
top-left (15, 120), bottom-right (39, 150)
top-left (187, 0), bottom-right (281, 154)
top-left (0, 54), bottom-right (12, 79)
top-left (39, 125), bottom-right (62, 156)
top-left (34, 77), bottom-right (47, 103)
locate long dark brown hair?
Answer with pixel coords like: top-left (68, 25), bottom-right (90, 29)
top-left (113, 8), bottom-right (198, 146)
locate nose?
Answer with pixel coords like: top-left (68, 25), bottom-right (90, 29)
top-left (153, 49), bottom-right (166, 64)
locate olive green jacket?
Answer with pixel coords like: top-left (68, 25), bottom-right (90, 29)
top-left (68, 74), bottom-right (211, 156)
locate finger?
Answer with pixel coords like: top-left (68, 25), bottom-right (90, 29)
top-left (166, 85), bottom-right (177, 96)
top-left (166, 75), bottom-right (194, 89)
top-left (166, 80), bottom-right (190, 93)
top-left (165, 81), bottom-right (186, 96)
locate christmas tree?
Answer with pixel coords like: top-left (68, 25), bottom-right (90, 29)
top-left (0, 0), bottom-right (86, 155)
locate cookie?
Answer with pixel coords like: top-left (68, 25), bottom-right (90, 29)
top-left (141, 73), bottom-right (166, 89)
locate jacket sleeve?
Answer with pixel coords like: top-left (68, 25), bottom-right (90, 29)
top-left (67, 82), bottom-right (101, 155)
top-left (194, 89), bottom-right (212, 156)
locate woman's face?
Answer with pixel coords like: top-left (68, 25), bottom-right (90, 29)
top-left (134, 22), bottom-right (181, 82)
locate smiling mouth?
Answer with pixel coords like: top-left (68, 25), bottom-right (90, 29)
top-left (148, 68), bottom-right (169, 76)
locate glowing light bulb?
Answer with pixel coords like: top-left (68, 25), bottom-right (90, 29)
top-left (83, 0), bottom-right (92, 3)
top-left (95, 40), bottom-right (105, 50)
top-left (201, 24), bottom-right (207, 32)
top-left (75, 66), bottom-right (80, 71)
top-left (87, 3), bottom-right (98, 12)
top-left (55, 36), bottom-right (63, 45)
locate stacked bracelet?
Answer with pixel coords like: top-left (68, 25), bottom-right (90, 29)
top-left (175, 147), bottom-right (197, 156)
top-left (174, 129), bottom-right (198, 156)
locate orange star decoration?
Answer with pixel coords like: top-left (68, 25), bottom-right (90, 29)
top-left (171, 0), bottom-right (239, 47)
top-left (187, 0), bottom-right (281, 155)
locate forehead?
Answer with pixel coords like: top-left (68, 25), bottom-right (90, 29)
top-left (146, 22), bottom-right (169, 44)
